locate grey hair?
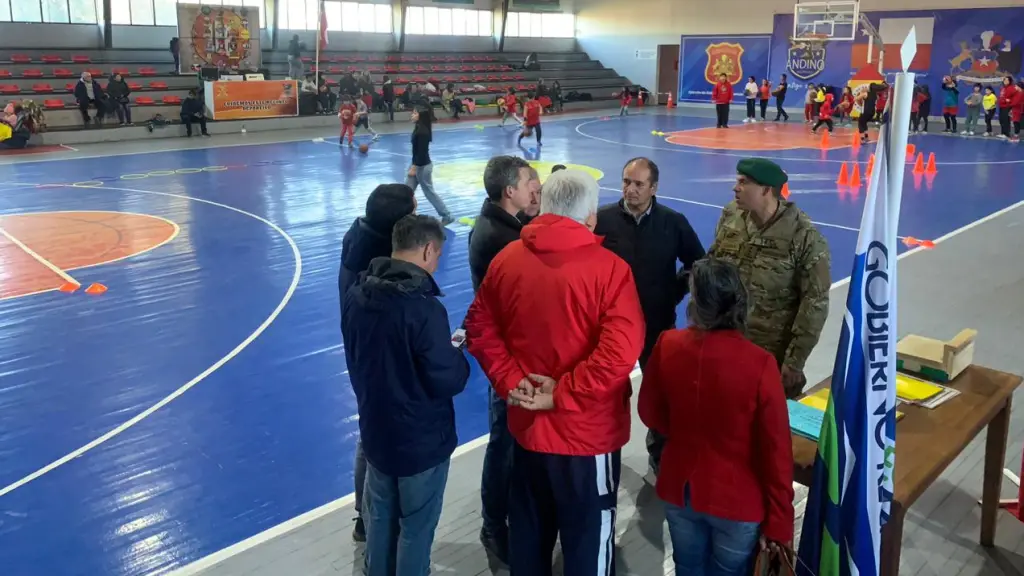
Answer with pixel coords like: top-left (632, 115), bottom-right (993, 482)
top-left (540, 169), bottom-right (599, 224)
top-left (686, 258), bottom-right (748, 332)
top-left (483, 155), bottom-right (531, 202)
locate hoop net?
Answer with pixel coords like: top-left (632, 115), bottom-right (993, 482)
top-left (790, 32), bottom-right (831, 44)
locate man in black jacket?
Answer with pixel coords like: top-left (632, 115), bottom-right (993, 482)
top-left (468, 155), bottom-right (540, 563)
top-left (343, 214), bottom-right (470, 576)
top-left (594, 157), bottom-right (706, 473)
top-left (180, 89), bottom-right (209, 137)
top-left (337, 183), bottom-right (416, 542)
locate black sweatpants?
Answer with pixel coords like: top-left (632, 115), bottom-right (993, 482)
top-left (985, 109), bottom-right (996, 134)
top-left (812, 118), bottom-right (834, 132)
top-left (746, 98), bottom-right (756, 119)
top-left (509, 444), bottom-right (621, 576)
top-left (760, 99), bottom-right (769, 120)
top-left (715, 103), bottom-right (730, 127)
top-left (999, 107), bottom-right (1012, 137)
top-left (775, 96), bottom-right (789, 121)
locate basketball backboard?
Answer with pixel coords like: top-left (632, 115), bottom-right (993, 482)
top-left (794, 0), bottom-right (860, 42)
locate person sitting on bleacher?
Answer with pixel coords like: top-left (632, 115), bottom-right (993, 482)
top-left (74, 72), bottom-right (107, 128)
top-left (180, 89), bottom-right (210, 138)
top-left (107, 73), bottom-right (133, 126)
top-left (0, 104), bottom-right (31, 149)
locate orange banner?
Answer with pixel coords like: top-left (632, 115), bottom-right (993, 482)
top-left (209, 80), bottom-right (298, 120)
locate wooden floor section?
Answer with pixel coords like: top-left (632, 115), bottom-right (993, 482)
top-left (195, 196), bottom-right (1024, 576)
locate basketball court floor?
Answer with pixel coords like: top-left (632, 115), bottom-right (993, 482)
top-left (1, 108), bottom-right (1023, 575)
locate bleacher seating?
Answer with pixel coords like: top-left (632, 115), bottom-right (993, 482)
top-left (0, 47), bottom-right (628, 133)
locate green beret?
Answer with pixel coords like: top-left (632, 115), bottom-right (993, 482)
top-left (737, 158), bottom-right (788, 189)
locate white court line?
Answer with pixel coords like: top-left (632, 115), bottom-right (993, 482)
top-left (59, 144), bottom-right (79, 152)
top-left (0, 223), bottom-right (80, 287)
top-left (0, 184), bottom-right (303, 499)
top-left (167, 197), bottom-right (1024, 576)
top-left (575, 116), bottom-right (1024, 166)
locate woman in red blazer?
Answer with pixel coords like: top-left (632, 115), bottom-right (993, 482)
top-left (712, 73), bottom-right (734, 129)
top-left (638, 258), bottom-right (794, 575)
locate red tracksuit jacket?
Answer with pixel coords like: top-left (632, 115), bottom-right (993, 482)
top-left (465, 214), bottom-right (645, 456)
top-left (712, 81), bottom-right (734, 105)
top-left (638, 328), bottom-right (795, 543)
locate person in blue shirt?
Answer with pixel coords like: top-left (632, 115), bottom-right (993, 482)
top-left (342, 214), bottom-right (469, 576)
top-left (941, 76), bottom-right (960, 133)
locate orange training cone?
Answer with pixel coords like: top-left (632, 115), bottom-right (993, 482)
top-left (925, 152), bottom-right (937, 174)
top-left (820, 130), bottom-right (830, 148)
top-left (852, 130), bottom-right (860, 148)
top-left (666, 93), bottom-right (675, 108)
top-left (913, 152), bottom-right (925, 174)
top-left (850, 163), bottom-right (862, 188)
top-left (866, 154), bottom-right (875, 176)
top-left (59, 282), bottom-right (80, 293)
top-left (781, 183), bottom-right (791, 199)
top-left (836, 162), bottom-right (850, 185)
top-left (85, 282), bottom-right (108, 295)
top-left (906, 143), bottom-right (916, 157)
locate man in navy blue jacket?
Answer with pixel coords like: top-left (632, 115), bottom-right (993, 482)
top-left (342, 214), bottom-right (470, 576)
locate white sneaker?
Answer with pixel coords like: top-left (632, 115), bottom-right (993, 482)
top-left (969, 131), bottom-right (976, 136)
top-left (960, 130), bottom-right (968, 135)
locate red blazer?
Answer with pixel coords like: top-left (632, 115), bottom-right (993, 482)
top-left (466, 214), bottom-right (645, 456)
top-left (638, 328), bottom-right (795, 542)
top-left (712, 81), bottom-right (734, 105)
top-left (1010, 87), bottom-right (1024, 122)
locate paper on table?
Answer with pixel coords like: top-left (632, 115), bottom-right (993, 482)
top-left (896, 372), bottom-right (943, 401)
top-left (800, 389), bottom-right (905, 420)
top-left (788, 400), bottom-right (825, 441)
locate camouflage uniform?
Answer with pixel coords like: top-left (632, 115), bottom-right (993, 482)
top-left (708, 199), bottom-right (831, 398)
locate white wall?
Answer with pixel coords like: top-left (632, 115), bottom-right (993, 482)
top-left (505, 37), bottom-right (575, 52)
top-left (575, 0), bottom-right (1024, 91)
top-left (0, 23), bottom-right (103, 48)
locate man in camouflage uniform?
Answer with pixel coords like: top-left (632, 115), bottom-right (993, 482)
top-left (708, 158), bottom-right (831, 398)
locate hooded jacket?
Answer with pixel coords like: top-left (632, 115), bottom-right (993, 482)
top-left (465, 214), bottom-right (645, 456)
top-left (342, 257), bottom-right (470, 477)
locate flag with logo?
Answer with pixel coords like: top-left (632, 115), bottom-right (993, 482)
top-left (319, 0), bottom-right (329, 47)
top-left (795, 77), bottom-right (909, 576)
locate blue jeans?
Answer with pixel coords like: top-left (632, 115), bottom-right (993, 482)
top-left (363, 459), bottom-right (450, 576)
top-left (480, 386), bottom-right (513, 538)
top-left (354, 439), bottom-right (367, 515)
top-left (664, 496), bottom-right (760, 576)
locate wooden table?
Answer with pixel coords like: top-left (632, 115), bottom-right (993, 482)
top-left (792, 365), bottom-right (1021, 575)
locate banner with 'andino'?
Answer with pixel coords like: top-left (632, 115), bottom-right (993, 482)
top-left (208, 80), bottom-right (299, 120)
top-left (677, 35), bottom-right (772, 104)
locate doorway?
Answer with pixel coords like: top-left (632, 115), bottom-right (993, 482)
top-left (656, 44), bottom-right (680, 105)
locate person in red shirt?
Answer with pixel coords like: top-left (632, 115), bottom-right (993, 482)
top-left (518, 91), bottom-right (544, 146)
top-left (758, 79), bottom-right (771, 121)
top-left (618, 84), bottom-right (633, 116)
top-left (839, 85), bottom-right (854, 126)
top-left (465, 169), bottom-right (644, 576)
top-left (499, 87), bottom-right (522, 127)
top-left (1009, 80), bottom-right (1023, 142)
top-left (712, 73), bottom-right (734, 128)
top-left (811, 93), bottom-right (834, 134)
top-left (638, 258), bottom-right (794, 574)
top-left (910, 85), bottom-right (927, 132)
top-left (338, 95), bottom-right (357, 148)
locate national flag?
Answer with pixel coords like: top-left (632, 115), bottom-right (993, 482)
top-left (319, 0), bottom-right (329, 48)
top-left (796, 84), bottom-right (901, 576)
top-left (852, 16), bottom-right (933, 72)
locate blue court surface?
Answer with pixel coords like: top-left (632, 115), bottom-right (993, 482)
top-left (0, 112), bottom-right (1022, 575)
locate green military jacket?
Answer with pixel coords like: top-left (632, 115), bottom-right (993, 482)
top-left (708, 199), bottom-right (831, 372)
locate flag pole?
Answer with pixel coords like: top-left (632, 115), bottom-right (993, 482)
top-left (315, 3), bottom-right (322, 79)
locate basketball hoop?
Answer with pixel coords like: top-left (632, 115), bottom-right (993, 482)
top-left (790, 32), bottom-right (831, 46)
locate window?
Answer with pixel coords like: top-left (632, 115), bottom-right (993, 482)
top-left (94, 0), bottom-right (261, 26)
top-left (505, 11), bottom-right (574, 38)
top-left (281, 0), bottom-right (389, 32)
top-left (405, 5), bottom-right (491, 37)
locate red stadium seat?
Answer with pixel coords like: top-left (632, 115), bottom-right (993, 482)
top-left (0, 70), bottom-right (10, 78)
top-left (10, 54), bottom-right (31, 63)
top-left (128, 81), bottom-right (143, 90)
top-left (43, 99), bottom-right (66, 109)
top-left (162, 95), bottom-right (182, 105)
top-left (32, 83), bottom-right (54, 93)
top-left (22, 69), bottom-right (44, 78)
top-left (148, 81), bottom-right (168, 89)
top-left (72, 55), bottom-right (91, 63)
top-left (112, 67), bottom-right (131, 76)
top-left (137, 67), bottom-right (157, 76)
top-left (41, 55), bottom-right (63, 64)
top-left (0, 85), bottom-right (19, 94)
top-left (54, 68), bottom-right (75, 78)
top-left (135, 96), bottom-right (155, 105)
top-left (86, 68), bottom-right (104, 77)
top-left (64, 83), bottom-right (75, 91)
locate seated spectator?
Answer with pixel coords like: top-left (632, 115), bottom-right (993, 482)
top-left (74, 72), bottom-right (107, 127)
top-left (638, 257), bottom-right (794, 576)
top-left (180, 89), bottom-right (209, 137)
top-left (342, 214), bottom-right (470, 576)
top-left (441, 83), bottom-right (462, 119)
top-left (0, 104), bottom-right (31, 149)
top-left (107, 73), bottom-right (133, 126)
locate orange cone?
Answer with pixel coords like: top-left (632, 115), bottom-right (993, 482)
top-left (666, 93), bottom-right (675, 108)
top-left (852, 130), bottom-right (861, 148)
top-left (906, 143), bottom-right (916, 157)
top-left (85, 282), bottom-right (108, 295)
top-left (925, 152), bottom-right (937, 174)
top-left (836, 162), bottom-right (850, 185)
top-left (849, 163), bottom-right (862, 188)
top-left (781, 183), bottom-right (791, 199)
top-left (913, 152), bottom-right (925, 174)
top-left (820, 130), bottom-right (830, 148)
top-left (59, 282), bottom-right (80, 293)
top-left (866, 154), bottom-right (875, 176)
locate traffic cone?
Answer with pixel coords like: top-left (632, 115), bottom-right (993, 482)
top-left (666, 93), bottom-right (675, 108)
top-left (913, 152), bottom-right (925, 174)
top-left (852, 130), bottom-right (860, 149)
top-left (925, 152), bottom-right (937, 174)
top-left (820, 130), bottom-right (830, 148)
top-left (837, 162), bottom-right (850, 185)
top-left (866, 154), bottom-right (875, 176)
top-left (781, 183), bottom-right (791, 199)
top-left (850, 163), bottom-right (862, 187)
top-left (906, 143), bottom-right (916, 157)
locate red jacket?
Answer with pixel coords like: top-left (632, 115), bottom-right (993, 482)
top-left (818, 94), bottom-right (834, 120)
top-left (465, 214), bottom-right (645, 456)
top-left (712, 81), bottom-right (734, 105)
top-left (1010, 87), bottom-right (1024, 122)
top-left (998, 85), bottom-right (1017, 109)
top-left (638, 328), bottom-right (795, 543)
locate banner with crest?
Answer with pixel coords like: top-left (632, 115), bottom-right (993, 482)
top-left (678, 35), bottom-right (772, 104)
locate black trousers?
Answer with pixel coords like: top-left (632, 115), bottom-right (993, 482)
top-left (746, 98), bottom-right (756, 118)
top-left (985, 109), bottom-right (996, 133)
top-left (944, 113), bottom-right (957, 132)
top-left (812, 118), bottom-right (834, 132)
top-left (760, 99), bottom-right (769, 119)
top-left (775, 96), bottom-right (788, 120)
top-left (999, 107), bottom-right (1012, 137)
top-left (858, 109), bottom-right (874, 134)
top-left (509, 444), bottom-right (620, 576)
top-left (715, 103), bottom-right (730, 127)
top-left (181, 113), bottom-right (207, 136)
top-left (518, 123), bottom-right (541, 144)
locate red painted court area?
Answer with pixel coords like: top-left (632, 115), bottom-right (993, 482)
top-left (665, 122), bottom-right (875, 151)
top-left (0, 210), bottom-right (178, 299)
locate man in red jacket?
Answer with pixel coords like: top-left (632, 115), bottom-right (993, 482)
top-left (465, 169), bottom-right (645, 576)
top-left (712, 73), bottom-right (734, 128)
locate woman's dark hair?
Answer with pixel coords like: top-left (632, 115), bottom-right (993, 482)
top-left (414, 106), bottom-right (432, 141)
top-left (748, 75), bottom-right (756, 82)
top-left (686, 258), bottom-right (748, 332)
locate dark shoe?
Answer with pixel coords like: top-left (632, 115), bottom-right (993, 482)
top-left (352, 517), bottom-right (366, 543)
top-left (479, 528), bottom-right (509, 565)
top-left (202, 132), bottom-right (211, 137)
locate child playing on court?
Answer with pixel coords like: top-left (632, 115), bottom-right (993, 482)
top-left (354, 90), bottom-right (380, 141)
top-left (838, 86), bottom-right (854, 126)
top-left (759, 79), bottom-right (772, 121)
top-left (983, 85), bottom-right (998, 136)
top-left (338, 95), bottom-right (357, 148)
top-left (618, 84), bottom-right (633, 116)
top-left (519, 91), bottom-right (543, 146)
top-left (941, 76), bottom-right (960, 133)
top-left (743, 76), bottom-right (758, 123)
top-left (804, 83), bottom-right (816, 123)
top-left (963, 84), bottom-right (983, 136)
top-left (499, 87), bottom-right (522, 127)
top-left (811, 93), bottom-right (834, 134)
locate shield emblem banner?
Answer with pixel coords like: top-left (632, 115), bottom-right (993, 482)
top-left (704, 42), bottom-right (745, 85)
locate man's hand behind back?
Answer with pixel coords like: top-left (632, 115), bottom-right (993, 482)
top-left (507, 373), bottom-right (556, 411)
